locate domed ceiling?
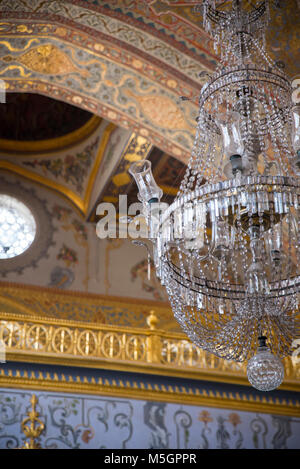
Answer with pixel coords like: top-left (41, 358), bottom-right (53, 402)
top-left (0, 93), bottom-right (93, 142)
top-left (0, 90), bottom-right (186, 221)
top-left (0, 0), bottom-right (297, 163)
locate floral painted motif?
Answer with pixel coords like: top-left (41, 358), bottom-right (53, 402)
top-left (0, 389), bottom-right (299, 449)
top-left (228, 413), bottom-right (241, 427)
top-left (23, 137), bottom-right (100, 194)
top-left (72, 219), bottom-right (88, 242)
top-left (52, 204), bottom-right (72, 222)
top-left (57, 244), bottom-right (78, 267)
top-left (0, 93), bottom-right (92, 140)
top-left (198, 410), bottom-right (213, 426)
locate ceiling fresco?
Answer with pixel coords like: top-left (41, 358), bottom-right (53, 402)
top-left (0, 109), bottom-right (122, 216)
top-left (0, 0), bottom-right (298, 163)
top-left (141, 0), bottom-right (300, 77)
top-left (0, 0), bottom-right (298, 331)
top-left (0, 0), bottom-right (209, 162)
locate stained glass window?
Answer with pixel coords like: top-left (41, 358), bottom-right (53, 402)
top-left (0, 195), bottom-right (36, 259)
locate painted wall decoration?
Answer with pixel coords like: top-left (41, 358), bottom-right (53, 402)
top-left (0, 280), bottom-right (175, 329)
top-left (117, 0), bottom-right (299, 78)
top-left (51, 204), bottom-right (73, 222)
top-left (0, 388), bottom-right (299, 449)
top-left (52, 204), bottom-right (90, 290)
top-left (88, 126), bottom-right (133, 216)
top-left (93, 132), bottom-right (153, 223)
top-left (0, 173), bottom-right (177, 305)
top-left (125, 147), bottom-right (187, 210)
top-left (0, 0), bottom-right (213, 80)
top-left (0, 0), bottom-right (208, 160)
top-left (0, 1), bottom-right (297, 161)
top-left (48, 266), bottom-right (75, 289)
top-left (22, 136), bottom-right (100, 195)
top-left (98, 238), bottom-right (175, 303)
top-left (56, 244), bottom-right (78, 268)
top-left (0, 174), bottom-right (87, 291)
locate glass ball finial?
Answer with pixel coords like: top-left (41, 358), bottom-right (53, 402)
top-left (247, 336), bottom-right (284, 391)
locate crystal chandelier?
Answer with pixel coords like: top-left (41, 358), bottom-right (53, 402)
top-left (130, 0), bottom-right (300, 391)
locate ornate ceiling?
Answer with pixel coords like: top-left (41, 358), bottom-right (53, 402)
top-left (0, 0), bottom-right (297, 215)
top-left (0, 0), bottom-right (299, 324)
top-left (0, 0), bottom-right (298, 159)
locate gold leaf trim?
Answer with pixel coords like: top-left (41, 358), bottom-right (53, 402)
top-left (0, 369), bottom-right (299, 417)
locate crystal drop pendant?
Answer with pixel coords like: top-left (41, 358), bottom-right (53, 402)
top-left (247, 336), bottom-right (284, 391)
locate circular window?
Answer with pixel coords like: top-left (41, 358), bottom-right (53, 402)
top-left (0, 194), bottom-right (36, 259)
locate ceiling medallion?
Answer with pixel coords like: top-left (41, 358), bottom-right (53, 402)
top-left (130, 0), bottom-right (300, 391)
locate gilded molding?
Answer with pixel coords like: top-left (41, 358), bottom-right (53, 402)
top-left (18, 394), bottom-right (45, 450)
top-left (0, 368), bottom-right (299, 417)
top-left (95, 130), bottom-right (153, 221)
top-left (83, 122), bottom-right (116, 214)
top-left (0, 311), bottom-right (299, 392)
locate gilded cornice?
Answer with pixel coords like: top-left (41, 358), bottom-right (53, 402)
top-left (0, 310), bottom-right (299, 392)
top-left (0, 367), bottom-right (299, 417)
